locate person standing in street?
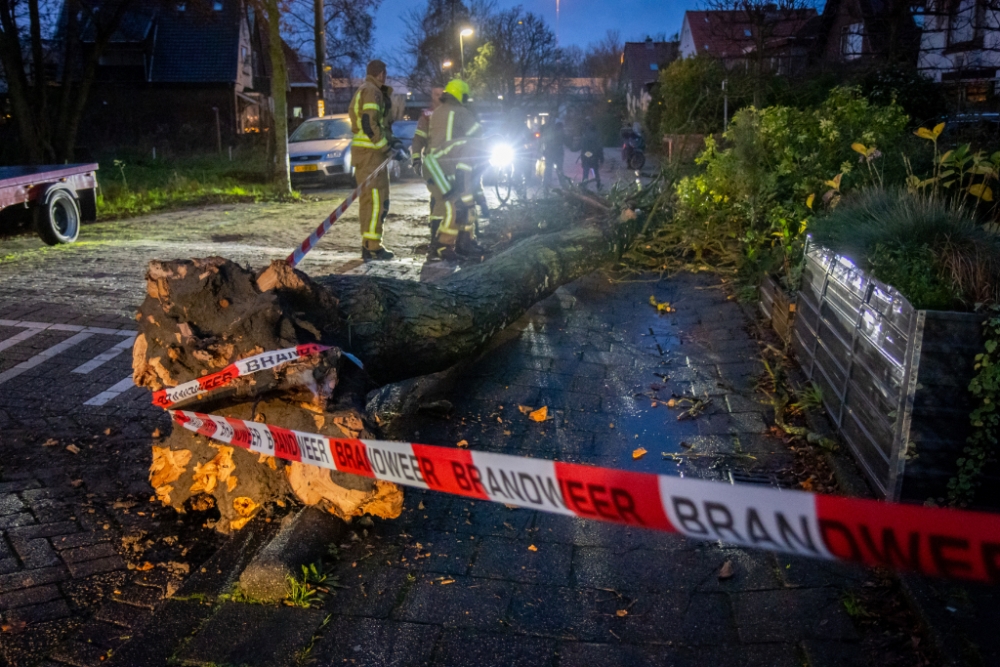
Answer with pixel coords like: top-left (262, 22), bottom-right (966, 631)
top-left (348, 59), bottom-right (405, 261)
top-left (422, 79), bottom-right (487, 262)
top-left (541, 120), bottom-right (566, 191)
top-left (579, 121), bottom-right (604, 190)
top-left (410, 87), bottom-right (444, 248)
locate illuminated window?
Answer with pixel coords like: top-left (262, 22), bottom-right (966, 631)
top-left (293, 107), bottom-right (303, 118)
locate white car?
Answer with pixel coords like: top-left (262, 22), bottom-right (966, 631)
top-left (288, 115), bottom-right (355, 187)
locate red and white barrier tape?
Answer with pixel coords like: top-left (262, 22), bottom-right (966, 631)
top-left (171, 409), bottom-right (1000, 583)
top-left (152, 344), bottom-right (328, 409)
top-left (288, 156), bottom-right (395, 268)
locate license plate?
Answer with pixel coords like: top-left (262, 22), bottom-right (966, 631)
top-left (293, 165), bottom-right (318, 173)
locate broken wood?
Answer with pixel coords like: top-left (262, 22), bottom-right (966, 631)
top-left (134, 210), bottom-right (643, 531)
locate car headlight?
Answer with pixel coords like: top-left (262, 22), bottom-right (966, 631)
top-left (490, 144), bottom-right (515, 168)
top-left (325, 151), bottom-right (343, 159)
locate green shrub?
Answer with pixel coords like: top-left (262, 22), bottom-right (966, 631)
top-left (669, 87), bottom-right (909, 286)
top-left (809, 188), bottom-right (1000, 309)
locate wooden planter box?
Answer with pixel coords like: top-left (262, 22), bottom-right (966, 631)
top-left (758, 274), bottom-right (797, 343)
top-left (792, 243), bottom-right (999, 507)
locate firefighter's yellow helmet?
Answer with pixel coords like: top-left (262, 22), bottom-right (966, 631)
top-left (444, 79), bottom-right (471, 103)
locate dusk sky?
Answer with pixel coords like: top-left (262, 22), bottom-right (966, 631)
top-left (369, 0), bottom-right (690, 63)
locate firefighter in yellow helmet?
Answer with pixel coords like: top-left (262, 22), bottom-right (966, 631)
top-left (422, 79), bottom-right (486, 261)
top-left (410, 87), bottom-right (444, 246)
top-left (348, 59), bottom-right (407, 261)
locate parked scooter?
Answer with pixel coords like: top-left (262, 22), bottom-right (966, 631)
top-left (621, 126), bottom-right (646, 170)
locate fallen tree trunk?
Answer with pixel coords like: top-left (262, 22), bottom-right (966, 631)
top-left (134, 210), bottom-right (641, 530)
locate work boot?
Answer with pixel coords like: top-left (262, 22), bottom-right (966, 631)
top-left (362, 246), bottom-right (395, 262)
top-left (435, 245), bottom-right (460, 262)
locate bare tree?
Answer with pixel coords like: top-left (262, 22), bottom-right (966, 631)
top-left (464, 6), bottom-right (561, 101)
top-left (280, 0), bottom-right (380, 94)
top-left (0, 0), bottom-right (139, 163)
top-left (699, 0), bottom-right (818, 107)
top-left (581, 29), bottom-right (623, 95)
top-left (402, 0), bottom-right (494, 92)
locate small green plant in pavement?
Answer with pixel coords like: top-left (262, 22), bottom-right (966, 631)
top-left (285, 562), bottom-right (338, 609)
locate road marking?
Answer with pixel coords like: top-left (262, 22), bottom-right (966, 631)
top-left (84, 376), bottom-right (136, 406)
top-left (0, 332), bottom-right (94, 385)
top-left (0, 326), bottom-right (46, 353)
top-left (0, 320), bottom-right (135, 337)
top-left (72, 336), bottom-right (136, 374)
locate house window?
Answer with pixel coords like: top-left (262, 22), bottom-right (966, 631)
top-left (841, 23), bottom-right (863, 60)
top-left (950, 0), bottom-right (983, 45)
top-left (966, 82), bottom-right (988, 103)
top-left (292, 107), bottom-right (303, 118)
top-left (650, 63), bottom-right (658, 70)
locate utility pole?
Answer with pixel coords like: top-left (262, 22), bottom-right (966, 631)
top-left (314, 0), bottom-right (326, 116)
top-left (722, 79), bottom-right (728, 129)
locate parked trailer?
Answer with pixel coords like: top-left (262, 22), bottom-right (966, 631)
top-left (0, 164), bottom-right (99, 245)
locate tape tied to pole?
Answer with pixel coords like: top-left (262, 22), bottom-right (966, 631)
top-left (287, 156), bottom-right (395, 268)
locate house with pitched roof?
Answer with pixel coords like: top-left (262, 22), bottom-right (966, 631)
top-left (77, 0), bottom-right (315, 152)
top-left (796, 0), bottom-right (921, 67)
top-left (918, 0), bottom-right (1000, 104)
top-left (679, 7), bottom-right (817, 74)
top-left (620, 38), bottom-right (679, 117)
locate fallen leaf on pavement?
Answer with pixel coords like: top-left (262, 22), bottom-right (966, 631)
top-left (718, 560), bottom-right (734, 580)
top-left (1, 620), bottom-right (27, 634)
top-left (632, 448), bottom-right (647, 460)
top-left (800, 477), bottom-right (815, 492)
top-left (529, 406), bottom-right (548, 422)
top-left (136, 562), bottom-right (154, 571)
top-left (518, 405), bottom-right (534, 415)
top-left (418, 501), bottom-right (426, 510)
top-left (440, 579), bottom-right (455, 585)
top-left (42, 438), bottom-right (58, 447)
top-left (70, 479), bottom-right (83, 488)
top-left (667, 399), bottom-right (677, 407)
top-left (528, 544), bottom-right (538, 552)
top-left (65, 444), bottom-right (80, 454)
top-left (152, 428), bottom-right (161, 438)
top-left (616, 609), bottom-right (628, 617)
top-left (104, 428), bottom-right (111, 435)
top-left (456, 440), bottom-right (469, 448)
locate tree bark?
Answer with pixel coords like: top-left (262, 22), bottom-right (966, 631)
top-left (264, 0), bottom-right (291, 192)
top-left (134, 211), bottom-right (641, 531)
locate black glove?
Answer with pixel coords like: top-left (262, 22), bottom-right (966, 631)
top-left (393, 147), bottom-right (409, 162)
top-left (388, 137), bottom-right (404, 151)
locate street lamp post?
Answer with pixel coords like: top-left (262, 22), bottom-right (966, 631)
top-left (459, 28), bottom-right (473, 75)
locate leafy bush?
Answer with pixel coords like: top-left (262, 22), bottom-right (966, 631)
top-left (808, 188), bottom-right (1000, 309)
top-left (668, 87), bottom-right (909, 285)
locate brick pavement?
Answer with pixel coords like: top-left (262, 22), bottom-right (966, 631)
top-left (0, 180), bottom-right (496, 666)
top-left (0, 175), bottom-right (934, 666)
top-left (158, 271), bottom-right (896, 667)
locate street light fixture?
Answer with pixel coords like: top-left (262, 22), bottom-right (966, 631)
top-left (459, 27), bottom-right (474, 74)
top-left (442, 60), bottom-right (453, 69)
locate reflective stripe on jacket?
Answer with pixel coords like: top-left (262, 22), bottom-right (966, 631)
top-left (349, 76), bottom-right (388, 151)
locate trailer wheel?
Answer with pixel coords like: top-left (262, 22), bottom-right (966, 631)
top-left (34, 189), bottom-right (80, 245)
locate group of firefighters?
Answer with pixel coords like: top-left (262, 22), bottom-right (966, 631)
top-left (348, 59), bottom-right (488, 263)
